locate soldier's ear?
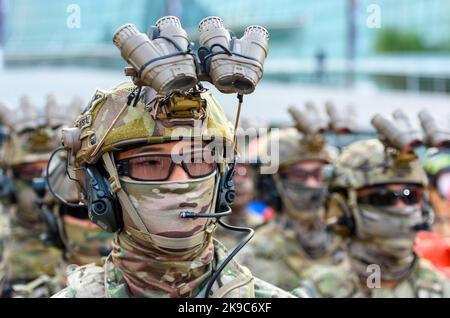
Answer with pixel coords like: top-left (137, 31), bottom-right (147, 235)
top-left (325, 191), bottom-right (355, 236)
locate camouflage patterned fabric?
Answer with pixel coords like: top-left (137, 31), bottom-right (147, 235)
top-left (118, 171), bottom-right (216, 242)
top-left (257, 128), bottom-right (337, 168)
top-left (2, 205), bottom-right (61, 282)
top-left (0, 194), bottom-right (62, 297)
top-left (52, 239), bottom-right (295, 298)
top-left (293, 255), bottom-right (450, 298)
top-left (237, 216), bottom-right (344, 291)
top-left (0, 203), bottom-right (10, 293)
top-left (61, 216), bottom-right (112, 265)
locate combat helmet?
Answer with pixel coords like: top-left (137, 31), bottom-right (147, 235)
top-left (327, 110), bottom-right (430, 236)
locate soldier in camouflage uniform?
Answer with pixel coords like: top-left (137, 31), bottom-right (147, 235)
top-left (422, 148), bottom-right (450, 237)
top-left (292, 113), bottom-right (450, 298)
top-left (32, 97), bottom-right (114, 287)
top-left (0, 101), bottom-right (13, 294)
top-left (418, 110), bottom-right (450, 237)
top-left (0, 95), bottom-right (64, 297)
top-left (237, 121), bottom-right (344, 291)
top-left (52, 79), bottom-right (296, 298)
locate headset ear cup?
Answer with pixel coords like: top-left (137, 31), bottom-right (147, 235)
top-left (84, 165), bottom-right (122, 233)
top-left (325, 192), bottom-right (355, 236)
top-left (216, 165), bottom-right (236, 212)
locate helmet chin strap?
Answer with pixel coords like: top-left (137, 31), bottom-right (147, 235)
top-left (101, 152), bottom-right (219, 251)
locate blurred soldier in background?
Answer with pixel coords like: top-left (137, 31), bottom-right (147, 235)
top-left (32, 96), bottom-right (114, 287)
top-left (412, 111), bottom-right (450, 278)
top-left (423, 149), bottom-right (450, 235)
top-left (293, 111), bottom-right (450, 298)
top-left (237, 103), bottom-right (344, 291)
top-left (324, 101), bottom-right (358, 151)
top-left (0, 101), bottom-right (13, 294)
top-left (419, 110), bottom-right (450, 236)
top-left (0, 95), bottom-right (63, 297)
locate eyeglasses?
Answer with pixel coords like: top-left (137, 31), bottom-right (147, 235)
top-left (116, 153), bottom-right (216, 182)
top-left (357, 187), bottom-right (422, 207)
top-left (281, 167), bottom-right (323, 183)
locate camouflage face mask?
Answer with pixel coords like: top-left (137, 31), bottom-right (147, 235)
top-left (348, 238), bottom-right (417, 281)
top-left (119, 171), bottom-right (216, 240)
top-left (349, 205), bottom-right (422, 280)
top-left (63, 215), bottom-right (113, 265)
top-left (355, 205), bottom-right (423, 239)
top-left (279, 179), bottom-right (326, 221)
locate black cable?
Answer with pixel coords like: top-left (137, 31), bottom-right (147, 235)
top-left (132, 86), bottom-right (142, 107)
top-left (204, 220), bottom-right (254, 298)
top-left (136, 51), bottom-right (195, 79)
top-left (45, 146), bottom-right (85, 208)
top-left (202, 43), bottom-right (260, 65)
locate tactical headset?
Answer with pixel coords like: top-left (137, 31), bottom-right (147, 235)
top-left (33, 176), bottom-right (70, 250)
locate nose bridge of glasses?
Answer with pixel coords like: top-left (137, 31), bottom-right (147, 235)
top-left (170, 163), bottom-right (191, 180)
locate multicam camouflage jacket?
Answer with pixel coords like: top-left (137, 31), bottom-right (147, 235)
top-left (52, 239), bottom-right (297, 298)
top-left (292, 256), bottom-right (450, 298)
top-left (0, 205), bottom-right (63, 297)
top-left (0, 204), bottom-right (9, 293)
top-left (237, 218), bottom-right (345, 292)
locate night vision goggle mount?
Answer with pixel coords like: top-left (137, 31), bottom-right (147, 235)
top-left (113, 16), bottom-right (269, 96)
top-left (371, 110), bottom-right (423, 165)
top-left (325, 101), bottom-right (357, 134)
top-left (148, 89), bottom-right (207, 123)
top-left (288, 102), bottom-right (328, 152)
top-left (418, 110), bottom-right (450, 149)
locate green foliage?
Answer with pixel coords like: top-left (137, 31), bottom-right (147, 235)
top-left (375, 27), bottom-right (426, 53)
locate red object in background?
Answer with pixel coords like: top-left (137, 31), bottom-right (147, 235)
top-left (414, 231), bottom-right (450, 278)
